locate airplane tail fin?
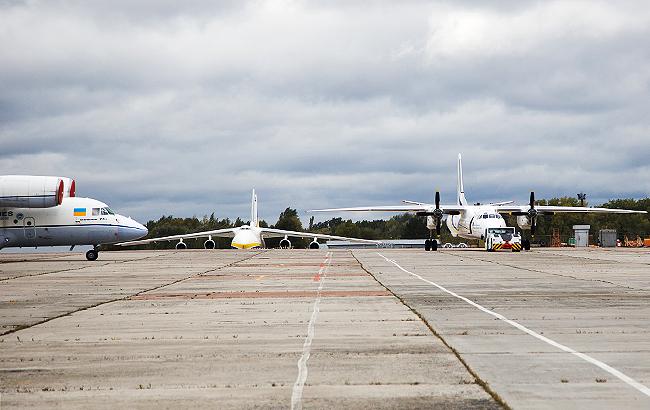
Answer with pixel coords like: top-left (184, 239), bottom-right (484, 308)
top-left (457, 154), bottom-right (468, 206)
top-left (251, 189), bottom-right (259, 227)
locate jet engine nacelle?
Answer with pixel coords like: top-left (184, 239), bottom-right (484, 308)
top-left (176, 241), bottom-right (187, 250)
top-left (279, 238), bottom-right (292, 249)
top-left (309, 240), bottom-right (320, 249)
top-left (204, 239), bottom-right (216, 249)
top-left (0, 175), bottom-right (76, 208)
top-left (517, 215), bottom-right (531, 230)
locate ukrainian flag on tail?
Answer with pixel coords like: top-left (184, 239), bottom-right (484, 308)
top-left (73, 208), bottom-right (86, 217)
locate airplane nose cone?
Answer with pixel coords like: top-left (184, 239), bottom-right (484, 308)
top-left (133, 221), bottom-right (148, 240)
top-left (117, 217), bottom-right (148, 242)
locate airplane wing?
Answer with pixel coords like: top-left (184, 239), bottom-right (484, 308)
top-left (309, 204), bottom-right (466, 214)
top-left (495, 205), bottom-right (647, 215)
top-left (116, 227), bottom-right (238, 246)
top-left (259, 227), bottom-right (382, 244)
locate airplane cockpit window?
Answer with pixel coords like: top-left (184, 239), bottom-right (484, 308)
top-left (489, 214), bottom-right (495, 218)
top-left (100, 208), bottom-right (115, 215)
top-left (482, 213), bottom-right (488, 218)
top-left (92, 208), bottom-right (100, 216)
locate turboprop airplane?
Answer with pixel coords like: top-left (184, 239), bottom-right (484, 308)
top-left (117, 189), bottom-right (382, 250)
top-left (0, 175), bottom-right (148, 260)
top-left (311, 154), bottom-right (646, 251)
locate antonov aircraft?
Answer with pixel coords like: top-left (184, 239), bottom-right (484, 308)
top-left (311, 154), bottom-right (646, 251)
top-left (0, 175), bottom-right (148, 260)
top-left (118, 189), bottom-right (382, 250)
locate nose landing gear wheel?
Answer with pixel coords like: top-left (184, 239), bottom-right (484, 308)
top-left (86, 249), bottom-right (99, 261)
top-left (425, 239), bottom-right (431, 251)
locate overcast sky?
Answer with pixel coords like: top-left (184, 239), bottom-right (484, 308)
top-left (1, 0), bottom-right (649, 225)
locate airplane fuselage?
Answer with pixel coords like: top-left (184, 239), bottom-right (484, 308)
top-left (0, 197), bottom-right (147, 249)
top-left (231, 226), bottom-right (263, 249)
top-left (431, 206), bottom-right (507, 241)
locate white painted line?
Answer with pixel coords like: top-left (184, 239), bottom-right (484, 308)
top-left (377, 253), bottom-right (650, 398)
top-left (291, 251), bottom-right (332, 410)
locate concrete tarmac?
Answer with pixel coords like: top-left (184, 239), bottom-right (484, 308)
top-left (1, 248), bottom-right (649, 409)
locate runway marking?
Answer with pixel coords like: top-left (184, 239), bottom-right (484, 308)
top-left (291, 251), bottom-right (332, 410)
top-left (377, 253), bottom-right (650, 398)
top-left (128, 290), bottom-right (389, 300)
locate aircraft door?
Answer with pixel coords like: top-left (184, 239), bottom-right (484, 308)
top-left (23, 217), bottom-right (36, 240)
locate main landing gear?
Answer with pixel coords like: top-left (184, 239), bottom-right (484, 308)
top-left (86, 246), bottom-right (99, 261)
top-left (522, 238), bottom-right (531, 251)
top-left (424, 238), bottom-right (438, 251)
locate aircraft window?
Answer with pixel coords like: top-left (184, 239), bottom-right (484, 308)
top-left (101, 207), bottom-right (115, 215)
top-left (482, 213), bottom-right (488, 218)
top-left (92, 208), bottom-right (100, 216)
top-left (489, 214), bottom-right (495, 218)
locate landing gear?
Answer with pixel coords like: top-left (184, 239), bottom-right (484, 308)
top-left (86, 248), bottom-right (99, 261)
top-left (425, 239), bottom-right (438, 251)
top-left (522, 238), bottom-right (531, 251)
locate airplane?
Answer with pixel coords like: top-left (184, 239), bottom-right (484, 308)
top-left (117, 189), bottom-right (382, 250)
top-left (310, 154), bottom-right (647, 251)
top-left (0, 175), bottom-right (148, 260)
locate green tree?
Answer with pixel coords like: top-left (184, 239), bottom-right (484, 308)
top-left (268, 208), bottom-right (306, 248)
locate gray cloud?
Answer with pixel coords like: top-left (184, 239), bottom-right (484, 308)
top-left (1, 0), bottom-right (649, 225)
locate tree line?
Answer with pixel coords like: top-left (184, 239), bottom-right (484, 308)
top-left (111, 197), bottom-right (649, 249)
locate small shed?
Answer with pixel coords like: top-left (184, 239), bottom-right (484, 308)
top-left (573, 225), bottom-right (591, 247)
top-left (598, 229), bottom-right (617, 247)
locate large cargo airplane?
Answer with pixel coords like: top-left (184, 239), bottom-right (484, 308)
top-left (311, 154), bottom-right (646, 251)
top-left (117, 189), bottom-right (382, 250)
top-left (0, 175), bottom-right (148, 260)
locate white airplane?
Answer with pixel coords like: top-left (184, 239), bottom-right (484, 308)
top-left (0, 175), bottom-right (148, 260)
top-left (311, 154), bottom-right (646, 251)
top-left (117, 189), bottom-right (382, 250)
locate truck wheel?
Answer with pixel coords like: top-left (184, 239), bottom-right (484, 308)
top-left (425, 240), bottom-right (431, 251)
top-left (431, 240), bottom-right (438, 251)
top-left (523, 239), bottom-right (531, 251)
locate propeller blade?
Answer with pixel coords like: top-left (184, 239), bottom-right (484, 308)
top-left (435, 190), bottom-right (440, 209)
top-left (531, 218), bottom-right (536, 236)
top-left (529, 191), bottom-right (535, 208)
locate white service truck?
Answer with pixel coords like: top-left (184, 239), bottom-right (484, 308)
top-left (485, 227), bottom-right (522, 252)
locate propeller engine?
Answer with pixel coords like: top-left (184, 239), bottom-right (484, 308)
top-left (309, 240), bottom-right (320, 249)
top-left (432, 191), bottom-right (443, 235)
top-left (513, 191), bottom-right (538, 234)
top-left (417, 190), bottom-right (444, 236)
top-left (516, 215), bottom-right (531, 230)
top-left (527, 191), bottom-right (538, 235)
top-left (176, 240), bottom-right (187, 250)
